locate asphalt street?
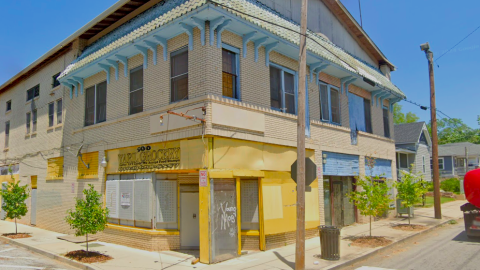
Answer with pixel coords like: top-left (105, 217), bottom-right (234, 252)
top-left (344, 221), bottom-right (480, 270)
top-left (0, 238), bottom-right (76, 270)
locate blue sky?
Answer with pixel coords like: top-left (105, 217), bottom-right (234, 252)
top-left (0, 0), bottom-right (478, 127)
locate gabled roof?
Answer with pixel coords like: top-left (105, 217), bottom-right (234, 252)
top-left (58, 0), bottom-right (405, 99)
top-left (438, 142), bottom-right (480, 157)
top-left (394, 122), bottom-right (428, 145)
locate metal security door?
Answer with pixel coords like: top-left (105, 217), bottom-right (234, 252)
top-left (180, 185), bottom-right (199, 248)
top-left (332, 181), bottom-right (343, 227)
top-left (210, 179), bottom-right (238, 263)
top-left (31, 189), bottom-right (37, 225)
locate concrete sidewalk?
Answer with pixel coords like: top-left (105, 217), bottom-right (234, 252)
top-left (0, 200), bottom-right (466, 270)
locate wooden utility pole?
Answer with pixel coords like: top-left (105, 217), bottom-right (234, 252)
top-left (422, 43), bottom-right (442, 219)
top-left (296, 0), bottom-right (308, 269)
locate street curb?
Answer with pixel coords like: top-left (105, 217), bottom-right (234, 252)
top-left (0, 235), bottom-right (97, 270)
top-left (325, 217), bottom-right (461, 270)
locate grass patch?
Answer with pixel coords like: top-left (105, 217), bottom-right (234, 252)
top-left (415, 196), bottom-right (455, 208)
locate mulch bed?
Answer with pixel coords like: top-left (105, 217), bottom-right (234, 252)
top-left (392, 224), bottom-right (428, 231)
top-left (65, 250), bottom-right (112, 264)
top-left (2, 233), bottom-right (32, 239)
top-left (349, 236), bottom-right (393, 248)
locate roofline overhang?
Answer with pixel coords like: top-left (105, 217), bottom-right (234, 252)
top-left (396, 148), bottom-right (416, 154)
top-left (0, 0), bottom-right (132, 93)
top-left (321, 0), bottom-right (396, 71)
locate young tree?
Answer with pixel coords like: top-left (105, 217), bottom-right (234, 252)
top-left (396, 171), bottom-right (428, 225)
top-left (348, 156), bottom-right (393, 236)
top-left (65, 184), bottom-right (109, 252)
top-left (0, 178), bottom-right (30, 235)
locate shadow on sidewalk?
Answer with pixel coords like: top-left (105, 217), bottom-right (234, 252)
top-left (273, 251), bottom-right (295, 269)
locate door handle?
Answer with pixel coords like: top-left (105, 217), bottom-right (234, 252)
top-left (193, 213), bottom-right (197, 219)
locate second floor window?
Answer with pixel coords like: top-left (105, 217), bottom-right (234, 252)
top-left (6, 100), bottom-right (11, 112)
top-left (347, 93), bottom-right (372, 133)
top-left (383, 107), bottom-right (390, 138)
top-left (319, 83), bottom-right (340, 124)
top-left (171, 48), bottom-right (188, 103)
top-left (26, 112), bottom-right (31, 133)
top-left (129, 66), bottom-right (143, 115)
top-left (222, 47), bottom-right (239, 99)
top-left (27, 85), bottom-right (40, 102)
top-left (48, 102), bottom-right (55, 127)
top-left (32, 109), bottom-right (37, 132)
top-left (85, 82), bottom-right (107, 127)
top-left (269, 64), bottom-right (296, 114)
top-left (57, 99), bottom-right (63, 124)
top-left (5, 121), bottom-right (9, 148)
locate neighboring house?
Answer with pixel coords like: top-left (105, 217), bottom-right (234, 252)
top-left (436, 142), bottom-right (480, 178)
top-left (0, 0), bottom-right (405, 264)
top-left (394, 122), bottom-right (432, 182)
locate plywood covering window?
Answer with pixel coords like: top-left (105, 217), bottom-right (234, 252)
top-left (129, 66), bottom-right (143, 115)
top-left (170, 48), bottom-right (188, 103)
top-left (222, 45), bottom-right (240, 99)
top-left (85, 82), bottom-right (107, 126)
top-left (78, 152), bottom-right (98, 179)
top-left (47, 157), bottom-right (63, 180)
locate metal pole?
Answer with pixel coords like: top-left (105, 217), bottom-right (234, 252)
top-left (425, 49), bottom-right (442, 219)
top-left (296, 0), bottom-right (308, 269)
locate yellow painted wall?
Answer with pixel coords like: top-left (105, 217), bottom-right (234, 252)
top-left (213, 138), bottom-right (314, 171)
top-left (47, 157), bottom-right (64, 180)
top-left (262, 172), bottom-right (320, 235)
top-left (0, 174), bottom-right (19, 184)
top-left (78, 152), bottom-right (99, 179)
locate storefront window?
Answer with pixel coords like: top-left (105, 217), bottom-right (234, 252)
top-left (240, 179), bottom-right (259, 230)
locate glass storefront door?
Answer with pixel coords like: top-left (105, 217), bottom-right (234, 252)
top-left (210, 179), bottom-right (238, 263)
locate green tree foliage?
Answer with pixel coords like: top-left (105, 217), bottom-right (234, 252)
top-left (348, 157), bottom-right (393, 236)
top-left (396, 171), bottom-right (428, 224)
top-left (427, 118), bottom-right (480, 144)
top-left (65, 184), bottom-right (109, 252)
top-left (0, 178), bottom-right (30, 235)
top-left (393, 104), bottom-right (420, 125)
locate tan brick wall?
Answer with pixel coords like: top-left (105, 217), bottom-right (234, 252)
top-left (241, 235), bottom-right (260, 251)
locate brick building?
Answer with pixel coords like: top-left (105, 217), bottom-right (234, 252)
top-left (0, 0), bottom-right (405, 264)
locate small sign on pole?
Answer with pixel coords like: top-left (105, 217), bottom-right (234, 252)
top-left (199, 170), bottom-right (208, 187)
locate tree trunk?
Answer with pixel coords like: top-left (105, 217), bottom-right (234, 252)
top-left (369, 215), bottom-right (372, 237)
top-left (86, 233), bottom-right (88, 253)
top-left (15, 217), bottom-right (17, 235)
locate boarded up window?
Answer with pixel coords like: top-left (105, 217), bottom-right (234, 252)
top-left (156, 179), bottom-right (177, 229)
top-left (78, 152), bottom-right (98, 179)
top-left (47, 157), bottom-right (63, 180)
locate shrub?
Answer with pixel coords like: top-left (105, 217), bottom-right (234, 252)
top-left (440, 178), bottom-right (460, 193)
top-left (426, 181), bottom-right (434, 192)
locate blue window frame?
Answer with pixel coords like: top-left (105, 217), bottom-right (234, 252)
top-left (319, 82), bottom-right (340, 125)
top-left (222, 43), bottom-right (240, 100)
top-left (269, 62), bottom-right (298, 114)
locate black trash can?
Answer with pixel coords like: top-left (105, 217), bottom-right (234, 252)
top-left (460, 203), bottom-right (480, 238)
top-left (319, 225), bottom-right (340, 260)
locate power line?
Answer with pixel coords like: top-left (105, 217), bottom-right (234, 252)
top-left (435, 25), bottom-right (480, 63)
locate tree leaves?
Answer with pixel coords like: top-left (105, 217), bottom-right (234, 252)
top-left (394, 104), bottom-right (420, 125)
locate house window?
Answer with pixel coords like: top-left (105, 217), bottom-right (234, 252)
top-left (423, 156), bottom-right (426, 173)
top-left (129, 66), bottom-right (143, 115)
top-left (399, 153), bottom-right (408, 169)
top-left (48, 102), bottom-right (55, 127)
top-left (383, 107), bottom-right (390, 138)
top-left (32, 109), bottom-right (37, 133)
top-left (364, 99), bottom-right (372, 133)
top-left (222, 45), bottom-right (240, 99)
top-left (57, 99), bottom-right (62, 124)
top-left (85, 82), bottom-right (107, 126)
top-left (26, 85), bottom-right (40, 102)
top-left (319, 83), bottom-right (340, 124)
top-left (52, 72), bottom-right (61, 88)
top-left (5, 121), bottom-right (10, 148)
top-left (171, 48), bottom-right (188, 103)
top-left (6, 100), bottom-right (11, 112)
top-left (26, 112), bottom-right (31, 133)
top-left (269, 64), bottom-right (296, 114)
top-left (438, 158), bottom-right (444, 170)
